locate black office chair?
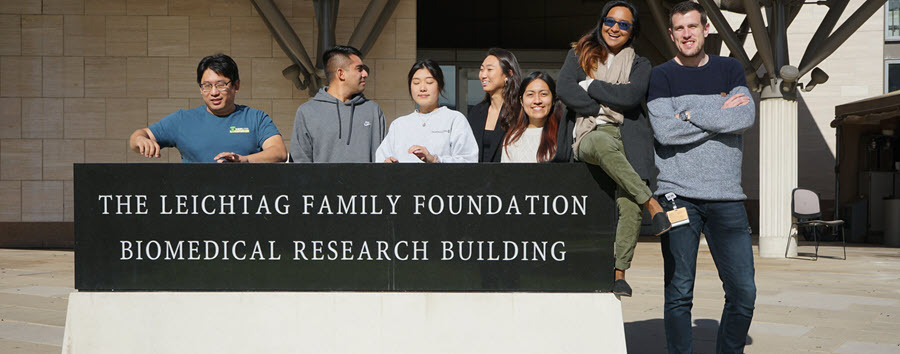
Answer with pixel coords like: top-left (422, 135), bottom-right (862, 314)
top-left (787, 188), bottom-right (846, 260)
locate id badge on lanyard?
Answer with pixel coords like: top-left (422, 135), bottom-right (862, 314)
top-left (664, 192), bottom-right (690, 227)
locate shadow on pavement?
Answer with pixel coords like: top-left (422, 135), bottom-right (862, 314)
top-left (625, 318), bottom-right (753, 354)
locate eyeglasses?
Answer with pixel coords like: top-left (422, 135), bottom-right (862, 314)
top-left (199, 81), bottom-right (232, 92)
top-left (603, 17), bottom-right (633, 31)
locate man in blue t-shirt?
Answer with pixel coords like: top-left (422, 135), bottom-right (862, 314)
top-left (646, 2), bottom-right (757, 354)
top-left (129, 54), bottom-right (286, 163)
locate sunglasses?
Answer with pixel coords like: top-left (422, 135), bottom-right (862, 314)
top-left (603, 17), bottom-right (633, 31)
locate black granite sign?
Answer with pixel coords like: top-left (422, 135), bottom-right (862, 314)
top-left (74, 163), bottom-right (617, 292)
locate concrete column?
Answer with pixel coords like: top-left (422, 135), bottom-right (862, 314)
top-left (758, 96), bottom-right (798, 258)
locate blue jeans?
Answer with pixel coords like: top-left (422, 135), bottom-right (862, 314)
top-left (659, 197), bottom-right (756, 354)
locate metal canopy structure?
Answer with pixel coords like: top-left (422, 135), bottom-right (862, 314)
top-left (250, 0), bottom-right (400, 95)
top-left (249, 0), bottom-right (887, 99)
top-left (624, 0), bottom-right (886, 98)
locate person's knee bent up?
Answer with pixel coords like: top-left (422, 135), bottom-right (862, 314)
top-left (578, 130), bottom-right (619, 162)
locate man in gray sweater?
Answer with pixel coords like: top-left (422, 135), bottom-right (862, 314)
top-left (647, 2), bottom-right (757, 354)
top-left (290, 45), bottom-right (386, 162)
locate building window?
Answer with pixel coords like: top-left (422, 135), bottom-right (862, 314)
top-left (885, 60), bottom-right (900, 93)
top-left (438, 65), bottom-right (457, 111)
top-left (888, 0), bottom-right (900, 41)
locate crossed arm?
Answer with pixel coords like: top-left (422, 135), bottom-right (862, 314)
top-left (129, 128), bottom-right (287, 163)
top-left (648, 69), bottom-right (755, 146)
top-left (557, 49), bottom-right (651, 116)
top-left (556, 50), bottom-right (600, 117)
top-left (681, 87), bottom-right (755, 134)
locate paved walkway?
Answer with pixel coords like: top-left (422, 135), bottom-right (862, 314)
top-left (1, 239), bottom-right (899, 353)
top-left (622, 238), bottom-right (900, 353)
top-left (0, 249), bottom-right (71, 354)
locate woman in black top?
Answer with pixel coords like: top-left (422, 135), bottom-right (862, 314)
top-left (467, 48), bottom-right (523, 162)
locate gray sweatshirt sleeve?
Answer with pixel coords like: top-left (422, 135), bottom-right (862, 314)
top-left (440, 114), bottom-right (479, 163)
top-left (687, 87), bottom-right (755, 134)
top-left (290, 107), bottom-right (314, 162)
top-left (647, 70), bottom-right (716, 146)
top-left (686, 67), bottom-right (756, 134)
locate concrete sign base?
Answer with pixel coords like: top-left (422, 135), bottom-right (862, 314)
top-left (62, 292), bottom-right (626, 353)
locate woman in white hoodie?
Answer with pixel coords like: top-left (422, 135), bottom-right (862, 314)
top-left (376, 60), bottom-right (478, 163)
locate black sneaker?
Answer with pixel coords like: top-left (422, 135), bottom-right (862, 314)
top-left (613, 279), bottom-right (633, 297)
top-left (651, 212), bottom-right (672, 236)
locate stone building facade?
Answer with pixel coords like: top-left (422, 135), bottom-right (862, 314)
top-left (0, 0), bottom-right (416, 245)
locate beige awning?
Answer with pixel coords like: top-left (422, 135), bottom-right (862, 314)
top-left (832, 91), bottom-right (900, 127)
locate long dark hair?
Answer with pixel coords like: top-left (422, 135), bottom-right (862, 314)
top-left (503, 71), bottom-right (561, 162)
top-left (480, 48), bottom-right (523, 131)
top-left (572, 1), bottom-right (641, 76)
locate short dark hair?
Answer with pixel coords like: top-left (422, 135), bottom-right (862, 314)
top-left (196, 53), bottom-right (239, 84)
top-left (668, 1), bottom-right (707, 28)
top-left (323, 45), bottom-right (364, 83)
top-left (407, 59), bottom-right (445, 97)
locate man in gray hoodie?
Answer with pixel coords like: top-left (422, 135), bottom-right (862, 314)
top-left (290, 45), bottom-right (386, 162)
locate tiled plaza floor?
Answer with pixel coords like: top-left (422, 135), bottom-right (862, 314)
top-left (1, 239), bottom-right (898, 353)
top-left (622, 238), bottom-right (900, 353)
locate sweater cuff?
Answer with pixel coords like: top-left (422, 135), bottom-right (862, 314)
top-left (578, 79), bottom-right (594, 91)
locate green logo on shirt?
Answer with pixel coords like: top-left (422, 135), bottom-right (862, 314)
top-left (229, 126), bottom-right (250, 133)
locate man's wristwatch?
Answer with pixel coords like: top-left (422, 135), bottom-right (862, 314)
top-left (678, 111), bottom-right (690, 121)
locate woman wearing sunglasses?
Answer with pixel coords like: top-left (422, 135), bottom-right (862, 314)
top-left (557, 0), bottom-right (667, 297)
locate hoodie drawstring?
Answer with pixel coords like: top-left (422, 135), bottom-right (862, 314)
top-left (322, 89), bottom-right (360, 144)
top-left (335, 101), bottom-right (342, 139)
top-left (347, 102), bottom-right (356, 145)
